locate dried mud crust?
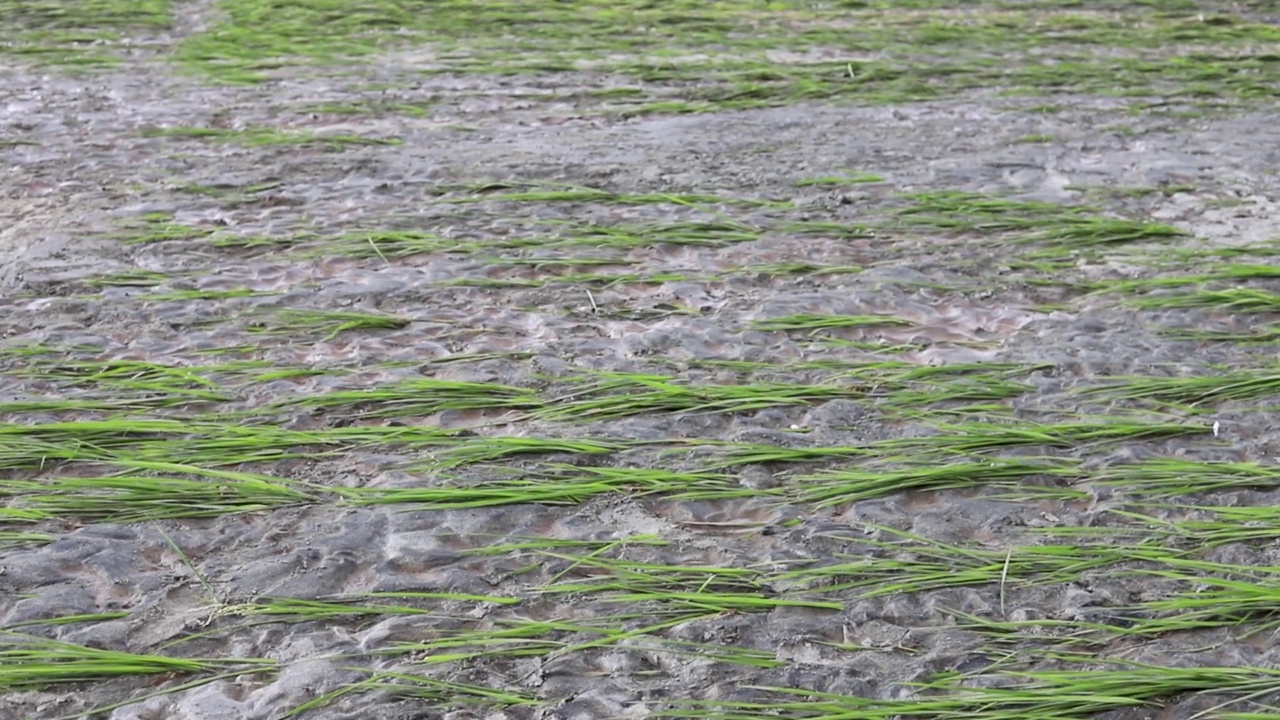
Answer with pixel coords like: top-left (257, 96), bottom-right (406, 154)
top-left (4, 4), bottom-right (1280, 720)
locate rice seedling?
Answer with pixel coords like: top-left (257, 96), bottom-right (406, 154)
top-left (1122, 559), bottom-right (1280, 636)
top-left (0, 420), bottom-right (438, 470)
top-left (1093, 264), bottom-right (1280, 294)
top-left (245, 308), bottom-right (410, 341)
top-left (1078, 372), bottom-right (1280, 407)
top-left (199, 597), bottom-right (438, 624)
top-left (702, 443), bottom-right (872, 469)
top-left (535, 550), bottom-right (844, 613)
top-left (727, 262), bottom-right (863, 278)
top-left (748, 314), bottom-right (913, 332)
top-left (0, 530), bottom-right (54, 550)
top-left (111, 217), bottom-right (214, 245)
top-left (141, 125), bottom-right (401, 149)
top-left (4, 460), bottom-right (321, 523)
top-left (794, 458), bottom-right (1080, 507)
top-left (13, 359), bottom-right (232, 401)
top-left (875, 418), bottom-right (1206, 454)
top-left (343, 475), bottom-right (638, 509)
top-left (1131, 288), bottom-right (1280, 312)
top-left (1090, 459), bottom-right (1280, 497)
top-left (549, 219), bottom-right (762, 249)
top-left (148, 288), bottom-right (279, 301)
top-left (666, 661), bottom-right (1280, 719)
top-left (85, 269), bottom-right (173, 287)
top-left (5, 612), bottom-right (132, 629)
top-left (782, 220), bottom-right (877, 239)
top-left (776, 525), bottom-right (1134, 598)
top-left (263, 377), bottom-right (539, 420)
top-left (409, 436), bottom-right (629, 470)
top-left (0, 631), bottom-right (274, 692)
top-left (1160, 327), bottom-right (1280, 343)
top-left (342, 671), bottom-right (539, 706)
top-left (794, 172), bottom-right (885, 187)
top-left (890, 191), bottom-right (1186, 248)
top-left (439, 181), bottom-right (783, 208)
top-left (532, 372), bottom-right (866, 422)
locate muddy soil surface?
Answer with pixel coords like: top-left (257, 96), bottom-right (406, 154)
top-left (4, 3), bottom-right (1280, 720)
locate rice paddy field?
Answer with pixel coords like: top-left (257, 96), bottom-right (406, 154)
top-left (3, 1), bottom-right (1280, 718)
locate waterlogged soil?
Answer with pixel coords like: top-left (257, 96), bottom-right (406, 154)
top-left (4, 3), bottom-right (1280, 720)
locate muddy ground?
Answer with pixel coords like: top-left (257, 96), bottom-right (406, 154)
top-left (4, 3), bottom-right (1280, 720)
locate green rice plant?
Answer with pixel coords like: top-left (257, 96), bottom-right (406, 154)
top-left (343, 476), bottom-right (636, 508)
top-left (85, 269), bottom-right (172, 287)
top-left (440, 181), bottom-right (782, 208)
top-left (775, 525), bottom-right (1132, 598)
top-left (1091, 459), bottom-right (1280, 497)
top-left (1096, 264), bottom-right (1280, 294)
top-left (532, 372), bottom-right (865, 422)
top-left (412, 436), bottom-right (628, 469)
top-left (0, 420), bottom-right (462, 471)
top-left (533, 464), bottom-right (763, 499)
top-left (726, 262), bottom-right (863, 278)
top-left (201, 597), bottom-right (440, 624)
top-left (0, 531), bottom-right (55, 550)
top-left (14, 359), bottom-right (231, 401)
top-left (301, 671), bottom-right (537, 715)
top-left (1126, 558), bottom-right (1280, 636)
top-left (1132, 287), bottom-right (1280, 312)
top-left (891, 191), bottom-right (1186, 248)
top-left (1159, 327), bottom-right (1280, 343)
top-left (1079, 372), bottom-right (1280, 407)
top-left (549, 219), bottom-right (762, 249)
top-left (794, 458), bottom-right (1080, 506)
top-left (141, 125), bottom-right (401, 149)
top-left (794, 172), bottom-right (885, 187)
top-left (1125, 504), bottom-right (1280, 547)
top-left (148, 288), bottom-right (279, 301)
top-left (112, 219), bottom-right (214, 245)
top-left (5, 612), bottom-right (132, 629)
top-left (538, 560), bottom-right (843, 613)
top-left (667, 660), bottom-right (1280, 719)
top-left (376, 626), bottom-right (566, 668)
top-left (0, 631), bottom-right (274, 692)
top-left (882, 376), bottom-right (1035, 406)
top-left (346, 459), bottom-right (762, 508)
top-left (267, 377), bottom-right (540, 420)
top-left (874, 419), bottom-right (1206, 454)
top-left (4, 461), bottom-right (320, 522)
top-left (782, 220), bottom-right (876, 239)
top-left (749, 313), bottom-right (913, 332)
top-left (701, 443), bottom-right (871, 469)
top-left (245, 308), bottom-right (410, 341)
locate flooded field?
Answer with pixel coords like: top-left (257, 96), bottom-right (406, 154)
top-left (3, 2), bottom-right (1280, 719)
